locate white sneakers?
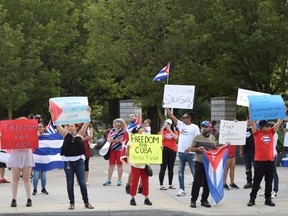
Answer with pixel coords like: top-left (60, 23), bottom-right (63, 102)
top-left (259, 191), bottom-right (277, 199)
top-left (177, 189), bottom-right (186, 196)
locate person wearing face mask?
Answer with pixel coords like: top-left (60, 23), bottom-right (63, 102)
top-left (57, 122), bottom-right (94, 210)
top-left (185, 121), bottom-right (217, 208)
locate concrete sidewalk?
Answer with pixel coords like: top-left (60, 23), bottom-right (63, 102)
top-left (0, 155), bottom-right (287, 215)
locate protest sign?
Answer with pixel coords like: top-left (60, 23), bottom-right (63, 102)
top-left (163, 85), bottom-right (195, 109)
top-left (284, 123), bottom-right (288, 147)
top-left (248, 95), bottom-right (286, 121)
top-left (129, 134), bottom-right (162, 164)
top-left (49, 97), bottom-right (90, 125)
top-left (0, 119), bottom-right (38, 149)
top-left (236, 88), bottom-right (269, 107)
top-left (0, 152), bottom-right (10, 163)
top-left (218, 120), bottom-right (247, 145)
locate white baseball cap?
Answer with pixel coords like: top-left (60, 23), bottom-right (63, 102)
top-left (164, 119), bottom-right (173, 124)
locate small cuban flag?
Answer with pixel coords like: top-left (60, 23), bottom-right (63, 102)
top-left (152, 63), bottom-right (170, 81)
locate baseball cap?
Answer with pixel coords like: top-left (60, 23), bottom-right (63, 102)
top-left (164, 119), bottom-right (173, 124)
top-left (259, 120), bottom-right (269, 128)
top-left (201, 120), bottom-right (210, 127)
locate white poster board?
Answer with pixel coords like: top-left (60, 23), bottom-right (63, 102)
top-left (219, 120), bottom-right (247, 145)
top-left (163, 85), bottom-right (195, 109)
top-left (236, 88), bottom-right (269, 107)
top-left (284, 123), bottom-right (288, 147)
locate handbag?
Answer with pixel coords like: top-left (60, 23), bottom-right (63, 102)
top-left (144, 164), bottom-right (153, 177)
top-left (103, 147), bottom-right (110, 160)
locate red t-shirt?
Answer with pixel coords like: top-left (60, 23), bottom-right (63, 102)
top-left (253, 127), bottom-right (275, 161)
top-left (162, 129), bottom-right (178, 152)
top-left (228, 145), bottom-right (236, 157)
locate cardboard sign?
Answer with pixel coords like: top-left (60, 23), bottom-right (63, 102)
top-left (163, 85), bottom-right (195, 109)
top-left (49, 97), bottom-right (90, 125)
top-left (218, 120), bottom-right (247, 145)
top-left (236, 88), bottom-right (269, 107)
top-left (129, 134), bottom-right (162, 164)
top-left (248, 95), bottom-right (286, 121)
top-left (1, 119), bottom-right (38, 149)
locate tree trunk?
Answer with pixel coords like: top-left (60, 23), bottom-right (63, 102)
top-left (146, 105), bottom-right (160, 134)
top-left (108, 99), bottom-right (120, 124)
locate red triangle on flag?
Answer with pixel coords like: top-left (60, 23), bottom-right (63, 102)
top-left (136, 114), bottom-right (142, 124)
top-left (49, 100), bottom-right (63, 124)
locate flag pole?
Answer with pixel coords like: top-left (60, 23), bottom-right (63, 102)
top-left (164, 62), bottom-right (171, 118)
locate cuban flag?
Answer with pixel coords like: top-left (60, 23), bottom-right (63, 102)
top-left (202, 144), bottom-right (229, 204)
top-left (33, 133), bottom-right (64, 171)
top-left (152, 63), bottom-right (170, 81)
top-left (46, 120), bottom-right (57, 135)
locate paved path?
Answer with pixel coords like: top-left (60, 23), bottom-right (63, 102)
top-left (0, 155), bottom-right (287, 215)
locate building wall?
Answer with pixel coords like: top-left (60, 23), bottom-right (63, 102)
top-left (119, 99), bottom-right (142, 124)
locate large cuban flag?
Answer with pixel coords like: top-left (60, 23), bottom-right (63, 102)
top-left (202, 144), bottom-right (229, 204)
top-left (33, 133), bottom-right (64, 171)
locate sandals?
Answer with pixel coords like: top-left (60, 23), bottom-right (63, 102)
top-left (160, 186), bottom-right (167, 190)
top-left (168, 185), bottom-right (176, 189)
top-left (68, 204), bottom-right (75, 210)
top-left (85, 203), bottom-right (94, 209)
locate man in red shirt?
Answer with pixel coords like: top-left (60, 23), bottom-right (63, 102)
top-left (247, 118), bottom-right (283, 207)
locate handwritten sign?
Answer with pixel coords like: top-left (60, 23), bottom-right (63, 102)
top-left (0, 119), bottom-right (38, 149)
top-left (248, 95), bottom-right (286, 121)
top-left (129, 134), bottom-right (162, 164)
top-left (0, 152), bottom-right (10, 163)
top-left (49, 97), bottom-right (90, 125)
top-left (163, 85), bottom-right (195, 109)
top-left (236, 88), bottom-right (269, 107)
top-left (218, 120), bottom-right (247, 145)
top-left (284, 123), bottom-right (288, 147)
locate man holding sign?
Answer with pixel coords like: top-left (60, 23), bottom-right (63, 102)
top-left (166, 107), bottom-right (200, 196)
top-left (247, 113), bottom-right (283, 207)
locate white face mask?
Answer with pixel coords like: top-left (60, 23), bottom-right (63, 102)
top-left (69, 130), bottom-right (77, 136)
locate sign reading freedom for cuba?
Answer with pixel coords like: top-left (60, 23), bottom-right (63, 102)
top-left (248, 95), bottom-right (286, 121)
top-left (163, 84), bottom-right (195, 109)
top-left (1, 119), bottom-right (38, 149)
top-left (129, 134), bottom-right (162, 164)
top-left (49, 97), bottom-right (90, 125)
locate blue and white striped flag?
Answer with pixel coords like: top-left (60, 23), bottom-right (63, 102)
top-left (46, 120), bottom-right (57, 135)
top-left (33, 133), bottom-right (64, 171)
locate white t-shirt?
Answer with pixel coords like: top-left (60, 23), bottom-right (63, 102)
top-left (142, 126), bottom-right (151, 134)
top-left (176, 120), bottom-right (200, 153)
top-left (273, 133), bottom-right (278, 156)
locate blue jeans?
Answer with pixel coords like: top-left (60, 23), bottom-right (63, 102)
top-left (64, 160), bottom-right (89, 204)
top-left (273, 156), bottom-right (279, 193)
top-left (178, 152), bottom-right (195, 191)
top-left (243, 154), bottom-right (254, 184)
top-left (33, 170), bottom-right (47, 189)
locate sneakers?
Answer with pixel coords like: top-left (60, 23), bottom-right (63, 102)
top-left (247, 199), bottom-right (255, 207)
top-left (243, 182), bottom-right (252, 189)
top-left (32, 189), bottom-right (37, 195)
top-left (223, 184), bottom-right (230, 190)
top-left (41, 188), bottom-right (49, 195)
top-left (11, 199), bottom-right (17, 207)
top-left (190, 201), bottom-right (196, 208)
top-left (117, 180), bottom-right (122, 186)
top-left (271, 191), bottom-right (277, 199)
top-left (201, 201), bottom-right (211, 208)
top-left (103, 180), bottom-right (111, 186)
top-left (26, 198), bottom-right (32, 207)
top-left (130, 198), bottom-right (136, 206)
top-left (0, 178), bottom-right (10, 183)
top-left (265, 198), bottom-right (275, 206)
top-left (230, 183), bottom-right (239, 189)
top-left (144, 198), bottom-right (152, 206)
top-left (137, 185), bottom-right (142, 193)
top-left (84, 203), bottom-right (94, 209)
top-left (177, 189), bottom-right (186, 196)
